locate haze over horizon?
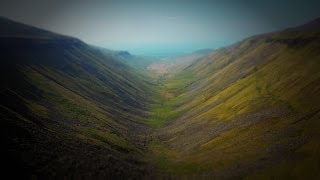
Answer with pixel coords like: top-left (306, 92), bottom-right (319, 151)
top-left (1, 0), bottom-right (320, 56)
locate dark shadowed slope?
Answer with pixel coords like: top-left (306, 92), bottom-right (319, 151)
top-left (148, 18), bottom-right (320, 179)
top-left (0, 17), bottom-right (154, 178)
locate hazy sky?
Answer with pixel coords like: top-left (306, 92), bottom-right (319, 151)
top-left (1, 0), bottom-right (320, 55)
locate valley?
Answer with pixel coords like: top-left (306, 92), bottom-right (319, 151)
top-left (1, 16), bottom-right (320, 179)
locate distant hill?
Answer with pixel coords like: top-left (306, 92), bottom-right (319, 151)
top-left (95, 47), bottom-right (160, 71)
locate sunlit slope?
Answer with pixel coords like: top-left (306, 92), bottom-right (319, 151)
top-left (0, 17), bottom-right (153, 178)
top-left (151, 18), bottom-right (320, 178)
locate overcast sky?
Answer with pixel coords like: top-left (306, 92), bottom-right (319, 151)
top-left (1, 0), bottom-right (320, 54)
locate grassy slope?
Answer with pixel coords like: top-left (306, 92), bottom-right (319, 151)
top-left (148, 22), bottom-right (320, 178)
top-left (0, 17), bottom-right (153, 178)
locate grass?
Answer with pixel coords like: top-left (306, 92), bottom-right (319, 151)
top-left (147, 70), bottom-right (195, 128)
top-left (148, 103), bottom-right (175, 128)
top-left (26, 100), bottom-right (49, 119)
top-left (77, 127), bottom-right (136, 151)
top-left (3, 39), bottom-right (153, 177)
top-left (148, 140), bottom-right (204, 175)
top-left (245, 113), bottom-right (320, 179)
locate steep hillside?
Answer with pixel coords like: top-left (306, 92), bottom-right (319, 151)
top-left (0, 17), bottom-right (153, 178)
top-left (148, 18), bottom-right (320, 178)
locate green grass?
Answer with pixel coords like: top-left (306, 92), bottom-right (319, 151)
top-left (148, 140), bottom-right (205, 175)
top-left (26, 100), bottom-right (49, 119)
top-left (148, 103), bottom-right (174, 128)
top-left (78, 127), bottom-right (135, 151)
top-left (147, 70), bottom-right (195, 128)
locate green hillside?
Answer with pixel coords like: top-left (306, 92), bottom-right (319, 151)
top-left (147, 18), bottom-right (320, 178)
